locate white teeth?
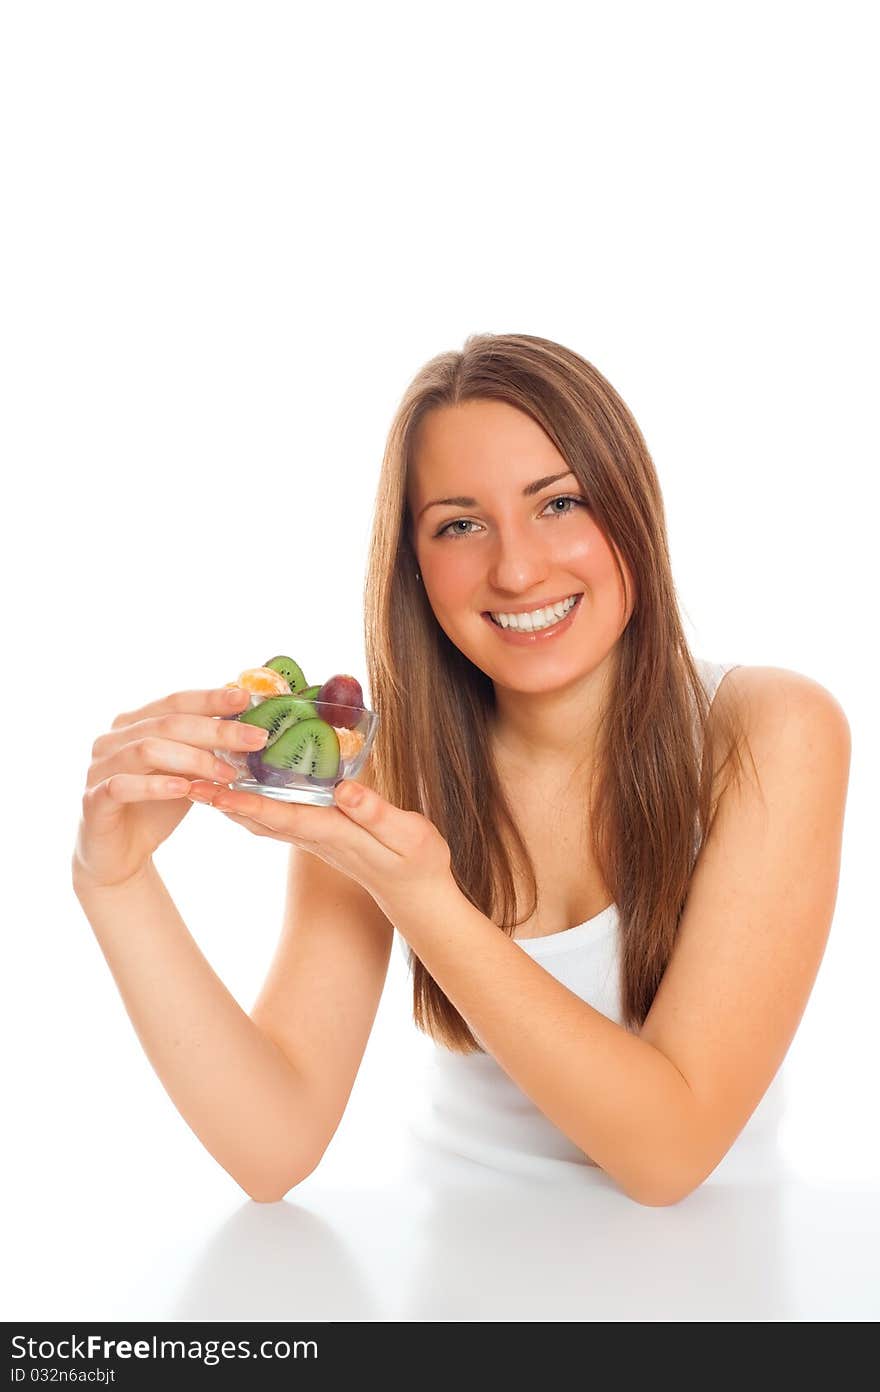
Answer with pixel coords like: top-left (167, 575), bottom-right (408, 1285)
top-left (490, 594), bottom-right (578, 632)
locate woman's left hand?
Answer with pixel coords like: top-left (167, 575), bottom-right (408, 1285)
top-left (186, 777), bottom-right (455, 925)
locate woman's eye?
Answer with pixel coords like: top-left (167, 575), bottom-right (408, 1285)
top-left (434, 495), bottom-right (584, 537)
top-left (436, 518), bottom-right (481, 538)
top-left (544, 495), bottom-right (586, 517)
top-left (435, 496), bottom-right (585, 539)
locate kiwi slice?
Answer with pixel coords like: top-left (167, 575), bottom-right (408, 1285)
top-left (298, 684), bottom-right (322, 700)
top-left (264, 655), bottom-right (307, 693)
top-left (260, 717), bottom-right (341, 780)
top-left (238, 694), bottom-right (315, 746)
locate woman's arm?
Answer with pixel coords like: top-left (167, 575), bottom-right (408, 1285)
top-left (189, 670), bottom-right (849, 1206)
top-left (74, 860), bottom-right (325, 1201)
top-left (390, 671), bottom-right (851, 1206)
top-left (395, 879), bottom-right (698, 1205)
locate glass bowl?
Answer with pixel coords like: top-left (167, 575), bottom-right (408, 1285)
top-left (214, 698), bottom-right (379, 806)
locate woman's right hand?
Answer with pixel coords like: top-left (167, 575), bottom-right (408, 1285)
top-left (72, 686), bottom-right (270, 893)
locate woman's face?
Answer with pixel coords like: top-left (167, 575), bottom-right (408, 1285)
top-left (407, 399), bottom-right (635, 696)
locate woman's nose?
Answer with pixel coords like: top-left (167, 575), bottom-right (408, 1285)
top-left (487, 528), bottom-right (552, 594)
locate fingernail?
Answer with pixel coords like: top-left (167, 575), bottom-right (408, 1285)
top-left (227, 687), bottom-right (248, 704)
top-left (188, 788), bottom-right (212, 803)
top-left (335, 780), bottom-right (364, 808)
top-left (242, 727), bottom-right (269, 745)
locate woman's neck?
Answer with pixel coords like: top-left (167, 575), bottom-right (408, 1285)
top-left (489, 655), bottom-right (616, 773)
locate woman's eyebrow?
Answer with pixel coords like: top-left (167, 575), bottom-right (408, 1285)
top-left (417, 470), bottom-right (577, 520)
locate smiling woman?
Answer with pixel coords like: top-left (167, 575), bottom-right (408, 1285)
top-left (73, 331), bottom-right (850, 1206)
top-left (355, 333), bottom-right (849, 1199)
top-left (367, 337), bottom-right (756, 1041)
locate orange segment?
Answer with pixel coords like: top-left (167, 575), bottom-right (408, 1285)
top-left (235, 666), bottom-right (292, 697)
top-left (334, 727), bottom-right (365, 760)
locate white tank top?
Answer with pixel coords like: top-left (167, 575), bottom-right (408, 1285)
top-left (397, 659), bottom-right (787, 1181)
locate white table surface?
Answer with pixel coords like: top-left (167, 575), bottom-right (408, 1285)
top-left (6, 1105), bottom-right (879, 1323)
top-left (7, 836), bottom-right (878, 1324)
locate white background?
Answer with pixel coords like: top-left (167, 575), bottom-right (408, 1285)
top-left (1, 1), bottom-right (877, 1321)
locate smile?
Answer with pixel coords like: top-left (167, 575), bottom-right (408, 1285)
top-left (481, 593), bottom-right (583, 644)
top-left (487, 593), bottom-right (580, 632)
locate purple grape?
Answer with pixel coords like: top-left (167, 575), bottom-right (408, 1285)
top-left (315, 674), bottom-right (365, 729)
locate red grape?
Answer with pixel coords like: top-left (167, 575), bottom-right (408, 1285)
top-left (315, 674), bottom-right (364, 729)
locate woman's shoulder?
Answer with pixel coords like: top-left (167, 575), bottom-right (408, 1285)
top-left (712, 663), bottom-right (847, 733)
top-left (708, 664), bottom-right (850, 809)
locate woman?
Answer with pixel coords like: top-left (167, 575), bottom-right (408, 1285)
top-left (72, 333), bottom-right (851, 1205)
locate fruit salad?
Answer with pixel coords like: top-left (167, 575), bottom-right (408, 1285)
top-left (214, 654), bottom-right (378, 803)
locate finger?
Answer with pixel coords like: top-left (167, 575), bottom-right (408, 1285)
top-left (87, 736), bottom-right (243, 790)
top-left (82, 774), bottom-right (193, 829)
top-left (189, 784), bottom-right (403, 891)
top-left (210, 806), bottom-right (283, 839)
top-left (333, 780), bottom-right (425, 856)
top-left (187, 790), bottom-right (324, 851)
top-left (191, 781), bottom-right (397, 866)
top-left (93, 702), bottom-right (269, 762)
top-left (109, 685), bottom-right (252, 732)
top-left (188, 782), bottom-right (337, 836)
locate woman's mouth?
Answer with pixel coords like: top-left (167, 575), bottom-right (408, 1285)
top-left (481, 593), bottom-right (583, 644)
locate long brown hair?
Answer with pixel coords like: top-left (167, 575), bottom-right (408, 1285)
top-left (363, 333), bottom-right (753, 1051)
